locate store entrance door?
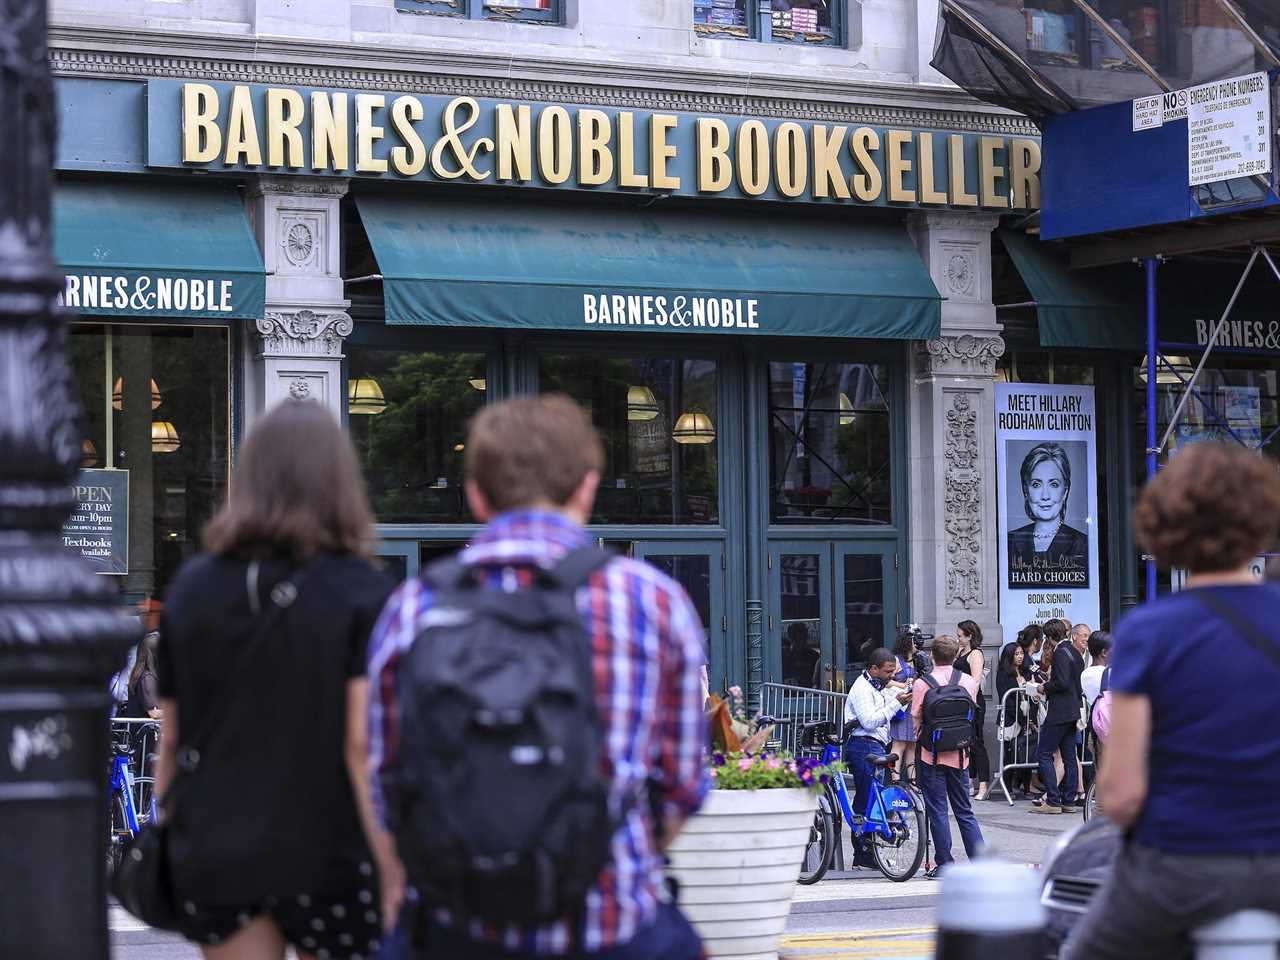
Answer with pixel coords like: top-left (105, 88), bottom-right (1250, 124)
top-left (768, 541), bottom-right (898, 693)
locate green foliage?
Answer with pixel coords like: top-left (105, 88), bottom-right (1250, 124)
top-left (710, 751), bottom-right (842, 792)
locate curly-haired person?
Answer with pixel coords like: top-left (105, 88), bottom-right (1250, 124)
top-left (1064, 442), bottom-right (1280, 960)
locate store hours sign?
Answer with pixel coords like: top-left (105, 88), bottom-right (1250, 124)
top-left (62, 469), bottom-right (128, 576)
top-left (996, 385), bottom-right (1101, 644)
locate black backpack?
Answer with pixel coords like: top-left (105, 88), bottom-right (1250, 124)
top-left (919, 668), bottom-right (975, 761)
top-left (389, 547), bottom-right (615, 925)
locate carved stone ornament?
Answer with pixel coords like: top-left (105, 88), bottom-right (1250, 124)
top-left (256, 309), bottom-right (354, 357)
top-left (923, 334), bottom-right (1006, 377)
top-left (282, 222), bottom-right (315, 267)
top-left (943, 392), bottom-right (983, 609)
top-left (946, 252), bottom-right (975, 296)
top-left (288, 378), bottom-right (311, 400)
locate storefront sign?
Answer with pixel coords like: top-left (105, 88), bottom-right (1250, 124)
top-left (1192, 318), bottom-right (1280, 352)
top-left (58, 273), bottom-right (243, 317)
top-left (996, 385), bottom-right (1101, 644)
top-left (583, 293), bottom-right (759, 329)
top-left (147, 79), bottom-right (1041, 211)
top-left (1187, 71), bottom-right (1272, 187)
top-left (62, 468), bottom-right (128, 576)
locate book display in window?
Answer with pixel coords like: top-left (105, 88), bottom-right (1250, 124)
top-left (771, 0), bottom-right (836, 43)
top-left (694, 0), bottom-right (749, 37)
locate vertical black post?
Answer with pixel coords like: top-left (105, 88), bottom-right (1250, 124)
top-left (0, 3), bottom-right (138, 956)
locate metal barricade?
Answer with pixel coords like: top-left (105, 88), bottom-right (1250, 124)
top-left (110, 717), bottom-right (162, 814)
top-left (758, 682), bottom-right (846, 757)
top-left (992, 686), bottom-right (1093, 805)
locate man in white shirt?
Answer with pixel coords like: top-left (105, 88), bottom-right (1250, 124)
top-left (844, 647), bottom-right (913, 867)
top-left (1080, 628), bottom-right (1111, 703)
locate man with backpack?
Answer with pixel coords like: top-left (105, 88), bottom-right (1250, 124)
top-left (910, 635), bottom-right (984, 879)
top-left (364, 395), bottom-right (709, 960)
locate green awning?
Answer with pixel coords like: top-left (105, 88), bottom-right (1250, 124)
top-left (55, 181), bottom-right (265, 321)
top-left (356, 195), bottom-right (941, 340)
top-left (1000, 228), bottom-right (1142, 350)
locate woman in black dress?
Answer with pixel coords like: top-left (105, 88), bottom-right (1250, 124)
top-left (152, 400), bottom-right (395, 960)
top-left (955, 620), bottom-right (990, 801)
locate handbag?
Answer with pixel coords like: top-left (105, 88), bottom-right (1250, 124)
top-left (111, 560), bottom-right (310, 929)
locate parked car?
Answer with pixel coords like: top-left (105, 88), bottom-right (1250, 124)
top-left (1039, 816), bottom-right (1121, 957)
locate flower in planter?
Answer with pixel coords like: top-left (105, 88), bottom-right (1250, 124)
top-left (710, 750), bottom-right (841, 791)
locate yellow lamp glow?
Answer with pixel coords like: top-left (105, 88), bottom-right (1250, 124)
top-left (627, 385), bottom-right (660, 421)
top-left (838, 393), bottom-right (856, 426)
top-left (348, 377), bottom-right (387, 415)
top-left (672, 411), bottom-right (715, 444)
top-left (151, 420), bottom-right (180, 454)
top-left (1138, 355), bottom-right (1194, 385)
top-left (112, 377), bottom-right (162, 411)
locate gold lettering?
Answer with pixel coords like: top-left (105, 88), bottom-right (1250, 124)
top-left (617, 113), bottom-right (649, 188)
top-left (356, 94), bottom-right (388, 173)
top-left (577, 109), bottom-right (614, 187)
top-left (496, 104), bottom-right (533, 182)
top-left (697, 119), bottom-right (732, 192)
top-left (389, 96), bottom-right (427, 176)
top-left (538, 106), bottom-right (573, 185)
top-left (266, 88), bottom-right (305, 169)
top-left (980, 136), bottom-right (1009, 209)
top-left (1009, 138), bottom-right (1042, 210)
top-left (182, 83), bottom-right (221, 164)
top-left (948, 135), bottom-right (978, 207)
top-left (736, 120), bottom-right (770, 197)
top-left (223, 85), bottom-right (262, 167)
top-left (812, 124), bottom-right (850, 200)
top-left (916, 132), bottom-right (947, 205)
top-left (886, 130), bottom-right (915, 203)
top-left (649, 114), bottom-right (681, 190)
top-left (849, 128), bottom-right (882, 202)
top-left (774, 122), bottom-right (808, 198)
top-left (312, 92), bottom-right (349, 172)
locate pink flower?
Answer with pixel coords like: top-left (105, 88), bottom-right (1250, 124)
top-left (709, 769), bottom-right (718, 779)
top-left (765, 757), bottom-right (782, 770)
top-left (738, 758), bottom-right (754, 771)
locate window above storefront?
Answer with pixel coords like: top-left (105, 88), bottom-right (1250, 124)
top-left (395, 0), bottom-right (563, 24)
top-left (694, 0), bottom-right (844, 47)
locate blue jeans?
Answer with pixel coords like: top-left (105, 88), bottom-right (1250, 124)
top-left (1037, 720), bottom-right (1079, 806)
top-left (842, 735), bottom-right (886, 866)
top-left (416, 902), bottom-right (702, 960)
top-left (916, 760), bottom-right (984, 866)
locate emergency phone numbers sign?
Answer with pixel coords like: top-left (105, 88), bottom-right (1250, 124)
top-left (1187, 72), bottom-right (1272, 187)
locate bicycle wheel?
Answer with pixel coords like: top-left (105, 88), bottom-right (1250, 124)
top-left (871, 785), bottom-right (926, 882)
top-left (106, 794), bottom-right (128, 876)
top-left (1082, 781), bottom-right (1100, 822)
top-left (797, 789), bottom-right (835, 885)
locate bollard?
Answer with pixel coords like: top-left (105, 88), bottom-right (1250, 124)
top-left (1192, 910), bottom-right (1280, 960)
top-left (934, 861), bottom-right (1046, 960)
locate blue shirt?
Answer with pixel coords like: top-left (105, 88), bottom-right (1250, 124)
top-left (1112, 582), bottom-right (1280, 853)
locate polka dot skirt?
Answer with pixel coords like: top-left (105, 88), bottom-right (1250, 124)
top-left (177, 861), bottom-right (382, 960)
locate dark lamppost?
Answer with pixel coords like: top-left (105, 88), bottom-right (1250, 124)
top-left (0, 2), bottom-right (138, 956)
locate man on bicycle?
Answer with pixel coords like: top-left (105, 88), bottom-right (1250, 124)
top-left (844, 648), bottom-right (913, 868)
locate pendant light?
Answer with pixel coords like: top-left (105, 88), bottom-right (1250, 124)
top-left (1138, 355), bottom-right (1194, 385)
top-left (469, 378), bottom-right (487, 391)
top-left (151, 420), bottom-right (181, 454)
top-left (672, 410), bottom-right (716, 444)
top-left (348, 377), bottom-right (387, 415)
top-left (838, 392), bottom-right (856, 426)
top-left (81, 439), bottom-right (99, 468)
top-left (627, 385), bottom-right (660, 421)
top-left (111, 378), bottom-right (162, 411)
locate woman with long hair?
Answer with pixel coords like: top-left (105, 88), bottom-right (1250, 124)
top-left (151, 401), bottom-right (395, 960)
top-left (121, 633), bottom-right (162, 720)
top-left (995, 643), bottom-right (1034, 798)
top-left (955, 620), bottom-right (990, 801)
top-left (888, 631), bottom-right (921, 784)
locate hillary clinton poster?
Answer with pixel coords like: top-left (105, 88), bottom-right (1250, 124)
top-left (996, 383), bottom-right (1101, 645)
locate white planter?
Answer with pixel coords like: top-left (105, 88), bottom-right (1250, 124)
top-left (665, 788), bottom-right (817, 960)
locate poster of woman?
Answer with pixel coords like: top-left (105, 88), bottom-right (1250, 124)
top-left (996, 384), bottom-right (1100, 645)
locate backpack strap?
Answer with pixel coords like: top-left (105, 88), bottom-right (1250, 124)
top-left (920, 672), bottom-right (940, 691)
top-left (421, 556), bottom-right (473, 591)
top-left (1195, 591), bottom-right (1280, 675)
top-left (1100, 666), bottom-right (1111, 694)
top-left (544, 545), bottom-right (612, 590)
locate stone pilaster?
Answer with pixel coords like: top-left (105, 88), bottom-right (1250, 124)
top-left (244, 176), bottom-right (352, 422)
top-left (907, 212), bottom-right (1005, 672)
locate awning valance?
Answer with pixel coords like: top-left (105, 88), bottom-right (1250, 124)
top-left (54, 181), bottom-right (265, 321)
top-left (355, 195), bottom-right (941, 341)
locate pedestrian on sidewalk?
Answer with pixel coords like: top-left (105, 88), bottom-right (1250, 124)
top-left (1065, 442), bottom-right (1280, 960)
top-left (366, 395), bottom-right (708, 960)
top-left (1030, 615), bottom-right (1087, 814)
top-left (151, 400), bottom-right (395, 960)
top-left (911, 635), bottom-right (984, 879)
top-left (995, 643), bottom-right (1034, 798)
top-left (1081, 630), bottom-right (1112, 703)
top-left (845, 647), bottom-right (915, 868)
top-left (888, 631), bottom-right (922, 784)
top-left (954, 621), bottom-right (991, 802)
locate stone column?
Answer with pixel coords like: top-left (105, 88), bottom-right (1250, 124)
top-left (907, 212), bottom-right (1005, 664)
top-left (245, 177), bottom-right (352, 423)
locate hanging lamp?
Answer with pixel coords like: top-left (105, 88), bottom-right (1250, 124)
top-left (112, 377), bottom-right (162, 411)
top-left (672, 410), bottom-right (716, 444)
top-left (627, 385), bottom-right (660, 421)
top-left (469, 378), bottom-right (487, 391)
top-left (348, 377), bottom-right (388, 415)
top-left (151, 420), bottom-right (181, 454)
top-left (838, 392), bottom-right (856, 426)
top-left (1138, 355), bottom-right (1194, 385)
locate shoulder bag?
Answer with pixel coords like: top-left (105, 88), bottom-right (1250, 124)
top-left (111, 560), bottom-right (310, 929)
top-left (1196, 590), bottom-right (1280, 673)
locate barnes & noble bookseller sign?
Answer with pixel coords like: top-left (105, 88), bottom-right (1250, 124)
top-left (149, 79), bottom-right (1041, 210)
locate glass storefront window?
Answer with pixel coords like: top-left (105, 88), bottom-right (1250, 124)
top-left (539, 354), bottom-right (719, 525)
top-left (68, 324), bottom-right (230, 608)
top-left (768, 361), bottom-right (892, 525)
top-left (346, 345), bottom-right (487, 524)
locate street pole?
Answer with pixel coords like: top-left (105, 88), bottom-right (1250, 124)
top-left (0, 2), bottom-right (138, 956)
top-left (1144, 257), bottom-right (1159, 603)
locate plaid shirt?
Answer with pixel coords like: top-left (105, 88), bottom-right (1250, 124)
top-left (366, 510), bottom-right (709, 954)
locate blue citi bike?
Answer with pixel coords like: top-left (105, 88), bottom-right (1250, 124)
top-left (107, 719), bottom-right (160, 874)
top-left (795, 720), bottom-right (926, 884)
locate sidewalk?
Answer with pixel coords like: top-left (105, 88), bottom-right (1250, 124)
top-left (790, 794), bottom-right (1081, 915)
